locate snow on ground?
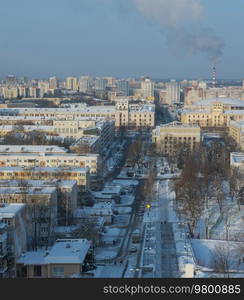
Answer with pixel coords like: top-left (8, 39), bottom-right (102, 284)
top-left (191, 239), bottom-right (244, 271)
top-left (119, 195), bottom-right (135, 206)
top-left (95, 248), bottom-right (118, 261)
top-left (94, 264), bottom-right (124, 278)
top-left (112, 179), bottom-right (139, 186)
top-left (116, 207), bottom-right (132, 214)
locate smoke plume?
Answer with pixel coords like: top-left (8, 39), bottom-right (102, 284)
top-left (133, 0), bottom-right (225, 63)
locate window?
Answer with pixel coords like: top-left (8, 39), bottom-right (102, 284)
top-left (34, 265), bottom-right (42, 277)
top-left (52, 266), bottom-right (64, 277)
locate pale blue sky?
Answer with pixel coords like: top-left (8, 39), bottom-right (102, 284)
top-left (0, 0), bottom-right (244, 79)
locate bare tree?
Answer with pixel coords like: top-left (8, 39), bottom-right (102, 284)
top-left (211, 243), bottom-right (235, 278)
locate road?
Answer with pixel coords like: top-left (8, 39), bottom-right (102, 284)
top-left (155, 179), bottom-right (179, 278)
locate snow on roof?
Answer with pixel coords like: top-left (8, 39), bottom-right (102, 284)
top-left (0, 203), bottom-right (25, 217)
top-left (0, 106), bottom-right (116, 114)
top-left (0, 125), bottom-right (53, 131)
top-left (0, 152), bottom-right (98, 158)
top-left (0, 186), bottom-right (56, 195)
top-left (230, 152), bottom-right (244, 165)
top-left (45, 239), bottom-right (91, 264)
top-left (102, 185), bottom-right (121, 194)
top-left (17, 251), bottom-right (47, 265)
top-left (0, 166), bottom-right (88, 173)
top-left (0, 179), bottom-right (77, 189)
top-left (192, 98), bottom-right (244, 107)
top-left (0, 145), bottom-right (67, 154)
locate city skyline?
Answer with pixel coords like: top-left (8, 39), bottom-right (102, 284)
top-left (1, 0), bottom-right (244, 79)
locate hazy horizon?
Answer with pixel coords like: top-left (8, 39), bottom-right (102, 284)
top-left (1, 0), bottom-right (244, 79)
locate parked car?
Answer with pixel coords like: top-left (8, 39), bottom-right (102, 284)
top-left (129, 246), bottom-right (137, 253)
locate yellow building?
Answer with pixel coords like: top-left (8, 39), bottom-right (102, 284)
top-left (0, 167), bottom-right (90, 190)
top-left (16, 239), bottom-right (91, 278)
top-left (229, 121), bottom-right (244, 151)
top-left (181, 98), bottom-right (244, 128)
top-left (152, 121), bottom-right (201, 156)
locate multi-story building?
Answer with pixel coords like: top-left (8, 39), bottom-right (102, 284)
top-left (0, 220), bottom-right (8, 277)
top-left (49, 77), bottom-right (59, 90)
top-left (0, 187), bottom-right (57, 247)
top-left (141, 78), bottom-right (155, 101)
top-left (78, 76), bottom-right (92, 93)
top-left (94, 78), bottom-right (107, 91)
top-left (0, 153), bottom-right (100, 176)
top-left (65, 77), bottom-right (78, 91)
top-left (117, 80), bottom-right (129, 97)
top-left (0, 167), bottom-right (89, 190)
top-left (152, 121), bottom-right (201, 156)
top-left (229, 121), bottom-right (244, 151)
top-left (0, 125), bottom-right (54, 136)
top-left (0, 145), bottom-right (68, 155)
top-left (230, 152), bottom-right (244, 172)
top-left (165, 80), bottom-right (181, 105)
top-left (181, 98), bottom-right (244, 128)
top-left (0, 203), bottom-right (29, 276)
top-left (16, 239), bottom-right (91, 278)
top-left (0, 180), bottom-right (78, 226)
top-left (115, 100), bottom-right (155, 128)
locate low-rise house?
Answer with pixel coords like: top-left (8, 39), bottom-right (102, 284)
top-left (75, 202), bottom-right (114, 225)
top-left (16, 239), bottom-right (92, 278)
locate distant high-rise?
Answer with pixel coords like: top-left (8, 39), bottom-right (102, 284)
top-left (66, 77), bottom-right (78, 91)
top-left (95, 78), bottom-right (107, 91)
top-left (166, 80), bottom-right (181, 105)
top-left (49, 76), bottom-right (59, 89)
top-left (117, 80), bottom-right (129, 96)
top-left (5, 75), bottom-right (17, 85)
top-left (79, 76), bottom-right (93, 93)
top-left (141, 78), bottom-right (155, 100)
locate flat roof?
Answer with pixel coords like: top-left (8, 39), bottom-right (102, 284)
top-left (0, 145), bottom-right (67, 154)
top-left (0, 166), bottom-right (88, 173)
top-left (193, 97), bottom-right (244, 107)
top-left (0, 203), bottom-right (25, 217)
top-left (0, 186), bottom-right (56, 195)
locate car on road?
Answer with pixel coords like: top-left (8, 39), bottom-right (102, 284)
top-left (129, 246), bottom-right (137, 253)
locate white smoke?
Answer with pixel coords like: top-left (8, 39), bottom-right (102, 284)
top-left (133, 0), bottom-right (225, 63)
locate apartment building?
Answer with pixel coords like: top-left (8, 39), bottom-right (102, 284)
top-left (0, 125), bottom-right (54, 136)
top-left (115, 100), bottom-right (155, 128)
top-left (229, 121), bottom-right (244, 151)
top-left (16, 239), bottom-right (91, 278)
top-left (0, 102), bottom-right (155, 128)
top-left (0, 180), bottom-right (78, 226)
top-left (181, 98), bottom-right (244, 128)
top-left (0, 203), bottom-right (28, 276)
top-left (0, 145), bottom-right (68, 155)
top-left (0, 220), bottom-right (8, 277)
top-left (0, 167), bottom-right (89, 190)
top-left (0, 186), bottom-right (57, 247)
top-left (152, 121), bottom-right (201, 156)
top-left (0, 152), bottom-right (100, 176)
top-left (230, 152), bottom-right (244, 172)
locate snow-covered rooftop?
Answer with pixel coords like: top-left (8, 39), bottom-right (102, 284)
top-left (192, 97), bottom-right (244, 107)
top-left (17, 239), bottom-right (91, 265)
top-left (45, 239), bottom-right (91, 264)
top-left (0, 145), bottom-right (67, 154)
top-left (230, 152), bottom-right (244, 165)
top-left (0, 203), bottom-right (26, 217)
top-left (0, 186), bottom-right (56, 195)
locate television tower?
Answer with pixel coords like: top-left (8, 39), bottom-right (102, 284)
top-left (212, 65), bottom-right (216, 88)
